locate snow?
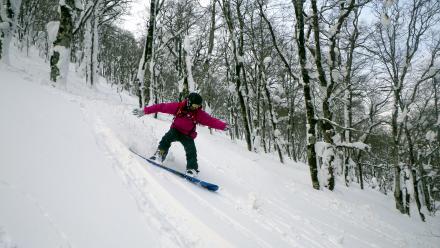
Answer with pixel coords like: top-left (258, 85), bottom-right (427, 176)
top-left (59, 0), bottom-right (66, 7)
top-left (0, 227), bottom-right (16, 248)
top-left (404, 167), bottom-right (414, 197)
top-left (263, 56), bottom-right (272, 66)
top-left (425, 130), bottom-right (437, 142)
top-left (384, 0), bottom-right (395, 8)
top-left (236, 54), bottom-right (244, 63)
top-left (328, 24), bottom-right (338, 37)
top-left (183, 36), bottom-right (195, 92)
top-left (52, 45), bottom-right (70, 87)
top-left (336, 141), bottom-right (370, 151)
top-left (371, 177), bottom-right (378, 189)
top-left (315, 141), bottom-right (330, 157)
top-left (309, 71), bottom-right (319, 79)
top-left (272, 95), bottom-right (282, 104)
top-left (0, 22), bottom-right (9, 31)
top-left (381, 13), bottom-right (391, 28)
top-left (331, 69), bottom-right (342, 82)
top-left (74, 0), bottom-right (84, 10)
top-left (274, 129), bottom-right (281, 137)
top-left (427, 66), bottom-right (439, 77)
top-left (136, 48), bottom-right (146, 83)
top-left (1, 47), bottom-right (440, 247)
top-left (46, 21), bottom-right (60, 45)
top-left (227, 84), bottom-right (235, 94)
top-left (397, 107), bottom-right (408, 124)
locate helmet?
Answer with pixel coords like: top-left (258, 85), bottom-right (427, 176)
top-left (187, 92), bottom-right (203, 106)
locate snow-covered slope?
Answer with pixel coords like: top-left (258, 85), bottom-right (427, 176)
top-left (1, 48), bottom-right (439, 248)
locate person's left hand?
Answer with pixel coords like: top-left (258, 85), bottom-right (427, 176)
top-left (132, 108), bottom-right (145, 118)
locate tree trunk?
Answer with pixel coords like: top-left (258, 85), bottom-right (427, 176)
top-left (0, 0), bottom-right (2, 60)
top-left (418, 161), bottom-right (432, 212)
top-left (356, 151), bottom-right (364, 189)
top-left (404, 124), bottom-right (425, 221)
top-left (0, 0), bottom-right (15, 64)
top-left (221, 0), bottom-right (252, 151)
top-left (89, 1), bottom-right (99, 87)
top-left (343, 8), bottom-right (360, 186)
top-left (263, 79), bottom-right (284, 163)
top-left (423, 77), bottom-right (440, 212)
top-left (183, 35), bottom-right (195, 93)
top-left (310, 0), bottom-right (356, 190)
top-left (0, 0), bottom-right (5, 61)
top-left (392, 92), bottom-right (405, 213)
top-left (289, 91), bottom-right (297, 161)
top-left (293, 0), bottom-right (319, 190)
top-left (84, 0), bottom-right (100, 88)
top-left (435, 77), bottom-right (440, 178)
top-left (311, 0), bottom-right (335, 189)
top-left (201, 0), bottom-right (216, 85)
top-left (248, 11), bottom-right (267, 154)
top-left (135, 0), bottom-right (157, 107)
top-left (50, 0), bottom-right (76, 86)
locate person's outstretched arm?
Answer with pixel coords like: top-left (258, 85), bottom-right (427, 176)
top-left (143, 102), bottom-right (180, 115)
top-left (196, 110), bottom-right (228, 130)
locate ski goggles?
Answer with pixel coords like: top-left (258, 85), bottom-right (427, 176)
top-left (190, 103), bottom-right (201, 109)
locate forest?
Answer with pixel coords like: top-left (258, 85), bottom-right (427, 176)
top-left (1, 0), bottom-right (439, 221)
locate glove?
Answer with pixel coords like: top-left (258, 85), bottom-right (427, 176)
top-left (132, 108), bottom-right (145, 118)
top-left (224, 125), bottom-right (230, 131)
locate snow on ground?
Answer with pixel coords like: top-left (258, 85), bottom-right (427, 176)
top-left (1, 47), bottom-right (440, 248)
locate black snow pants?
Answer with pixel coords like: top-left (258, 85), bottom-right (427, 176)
top-left (158, 128), bottom-right (198, 170)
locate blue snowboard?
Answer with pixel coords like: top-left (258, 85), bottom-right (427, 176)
top-left (129, 148), bottom-right (219, 192)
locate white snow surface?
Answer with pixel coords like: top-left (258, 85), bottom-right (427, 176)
top-left (1, 47), bottom-right (440, 248)
top-left (0, 22), bottom-right (9, 31)
top-left (46, 21), bottom-right (60, 45)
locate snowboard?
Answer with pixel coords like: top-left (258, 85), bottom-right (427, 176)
top-left (129, 148), bottom-right (219, 192)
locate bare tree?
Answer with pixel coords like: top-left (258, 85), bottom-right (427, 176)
top-left (49, 0), bottom-right (82, 85)
top-left (0, 0), bottom-right (19, 64)
top-left (220, 0), bottom-right (253, 151)
top-left (293, 0), bottom-right (320, 189)
top-left (368, 0), bottom-right (440, 215)
top-left (134, 0), bottom-right (162, 107)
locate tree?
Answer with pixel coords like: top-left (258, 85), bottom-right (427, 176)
top-left (220, 0), bottom-right (253, 152)
top-left (257, 0), bottom-right (299, 163)
top-left (309, 0), bottom-right (360, 190)
top-left (293, 0), bottom-right (320, 189)
top-left (0, 0), bottom-right (19, 64)
top-left (368, 0), bottom-right (440, 216)
top-left (99, 24), bottom-right (142, 89)
top-left (79, 0), bottom-right (129, 87)
top-left (49, 0), bottom-right (82, 86)
top-left (135, 0), bottom-right (162, 107)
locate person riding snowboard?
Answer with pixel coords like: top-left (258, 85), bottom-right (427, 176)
top-left (132, 92), bottom-right (228, 176)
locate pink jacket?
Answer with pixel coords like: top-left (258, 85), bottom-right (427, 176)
top-left (143, 100), bottom-right (227, 139)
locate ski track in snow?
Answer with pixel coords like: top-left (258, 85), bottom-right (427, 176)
top-left (73, 90), bottom-right (305, 247)
top-left (84, 112), bottom-right (234, 247)
top-left (160, 170), bottom-right (276, 248)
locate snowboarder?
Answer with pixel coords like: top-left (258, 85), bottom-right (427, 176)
top-left (132, 92), bottom-right (228, 176)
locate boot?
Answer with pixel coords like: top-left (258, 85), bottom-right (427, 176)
top-left (186, 169), bottom-right (199, 177)
top-left (149, 149), bottom-right (166, 164)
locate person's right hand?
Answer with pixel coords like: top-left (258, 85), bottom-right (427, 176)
top-left (224, 124), bottom-right (230, 131)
